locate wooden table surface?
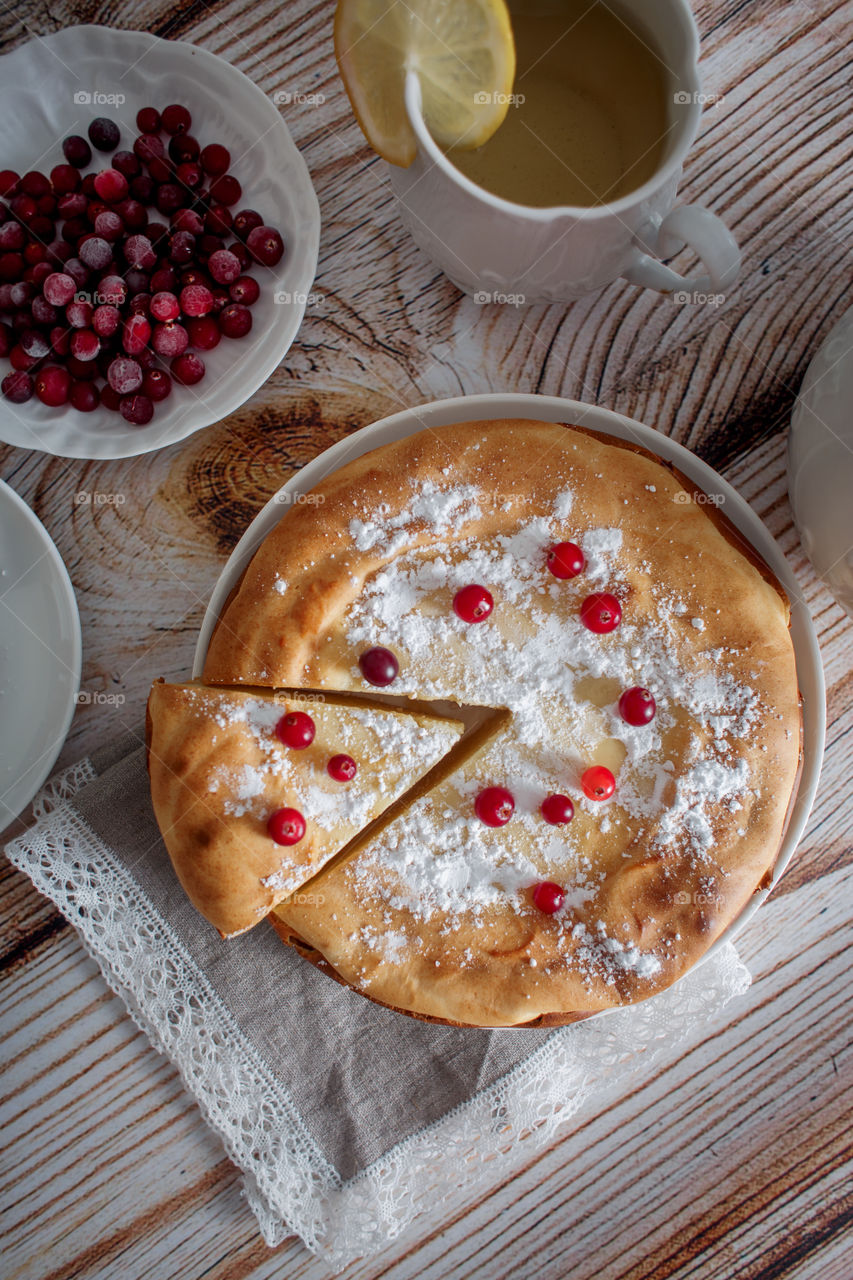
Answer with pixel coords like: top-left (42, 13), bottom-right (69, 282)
top-left (1, 0), bottom-right (851, 1277)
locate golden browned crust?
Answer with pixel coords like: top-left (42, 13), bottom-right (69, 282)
top-left (194, 419), bottom-right (800, 1025)
top-left (146, 681), bottom-right (462, 937)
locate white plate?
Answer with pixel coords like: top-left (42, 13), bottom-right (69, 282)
top-left (0, 25), bottom-right (320, 459)
top-left (0, 480), bottom-right (81, 826)
top-left (194, 393), bottom-right (825, 983)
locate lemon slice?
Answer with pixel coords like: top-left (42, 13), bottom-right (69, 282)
top-left (334, 0), bottom-right (516, 167)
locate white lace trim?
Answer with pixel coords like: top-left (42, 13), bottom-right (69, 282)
top-left (7, 760), bottom-right (751, 1268)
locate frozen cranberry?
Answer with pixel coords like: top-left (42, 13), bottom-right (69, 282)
top-left (157, 183), bottom-right (186, 216)
top-left (171, 208), bottom-right (203, 236)
top-left (207, 248), bottom-right (241, 284)
top-left (41, 271), bottom-right (75, 307)
top-left (94, 210), bottom-right (124, 241)
top-left (70, 380), bottom-right (100, 412)
top-left (24, 242), bottom-right (48, 266)
top-left (185, 315), bottom-right (221, 350)
top-left (327, 754), bottom-right (357, 782)
top-left (129, 293), bottom-right (152, 316)
top-left (229, 275), bottom-right (259, 305)
top-left (168, 230), bottom-right (195, 264)
top-left (96, 274), bottom-right (127, 306)
top-left (20, 171), bottom-right (49, 199)
top-left (171, 351), bottom-right (205, 385)
top-left (79, 236), bottom-right (113, 271)
top-left (20, 329), bottom-right (50, 360)
top-left (267, 807), bottom-right (305, 846)
top-left (180, 283), bottom-right (213, 316)
top-left (130, 174), bottom-right (155, 204)
top-left (581, 765), bottom-right (616, 801)
top-left (57, 191), bottom-right (87, 220)
top-left (246, 224), bottom-right (284, 266)
top-left (532, 882), bottom-right (565, 914)
top-left (453, 584), bottom-right (493, 623)
top-left (49, 163), bottom-right (80, 194)
top-left (358, 646), bottom-right (398, 686)
top-left (161, 104), bottom-right (192, 135)
top-left (112, 150), bottom-right (141, 180)
top-left (30, 296), bottom-right (57, 326)
top-left (35, 364), bottom-right (71, 406)
top-left (227, 241), bottom-right (251, 271)
top-left (124, 234), bottom-right (156, 269)
top-left (209, 174), bottom-right (242, 207)
top-left (175, 161), bottom-right (203, 190)
top-left (0, 170), bottom-right (19, 196)
top-left (150, 290), bottom-right (181, 321)
top-left (90, 304), bottom-right (120, 337)
top-left (88, 118), bottom-right (120, 152)
top-left (196, 142), bottom-right (229, 176)
top-left (81, 174), bottom-right (98, 197)
top-left (120, 393), bottom-right (154, 425)
top-left (579, 592), bottom-right (622, 634)
top-left (275, 710), bottom-right (315, 749)
top-left (474, 786), bottom-right (515, 827)
top-left (168, 133), bottom-right (199, 163)
top-left (31, 261), bottom-right (54, 286)
top-left (541, 794), bottom-right (574, 825)
top-left (150, 265), bottom-right (178, 293)
top-left (547, 541), bottom-right (585, 579)
top-left (70, 329), bottom-right (99, 362)
top-left (107, 356), bottom-right (144, 394)
top-left (93, 169), bottom-right (128, 203)
top-left (152, 321), bottom-right (188, 358)
top-left (0, 322), bottom-right (11, 356)
top-left (618, 687), bottom-right (656, 725)
top-left (136, 106), bottom-right (161, 133)
top-left (219, 303), bottom-right (252, 338)
top-left (9, 343), bottom-right (38, 371)
top-left (143, 368), bottom-right (172, 401)
top-left (62, 135), bottom-right (92, 168)
top-left (204, 204), bottom-right (232, 236)
top-left (232, 208), bottom-right (263, 239)
top-left (0, 221), bottom-right (25, 250)
top-left (100, 384), bottom-right (121, 412)
top-left (122, 313), bottom-right (151, 355)
top-left (49, 327), bottom-right (71, 357)
top-left (9, 281), bottom-right (33, 307)
top-left (2, 370), bottom-right (34, 402)
top-left (66, 299), bottom-right (94, 329)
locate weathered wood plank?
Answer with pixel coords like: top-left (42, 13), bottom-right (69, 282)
top-left (1, 863), bottom-right (849, 1280)
top-left (0, 0), bottom-right (851, 1275)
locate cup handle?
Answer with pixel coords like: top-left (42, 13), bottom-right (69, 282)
top-left (622, 204), bottom-right (741, 298)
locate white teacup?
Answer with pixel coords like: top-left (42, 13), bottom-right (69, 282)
top-left (388, 0), bottom-right (739, 304)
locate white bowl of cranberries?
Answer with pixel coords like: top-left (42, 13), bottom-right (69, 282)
top-left (0, 29), bottom-right (320, 457)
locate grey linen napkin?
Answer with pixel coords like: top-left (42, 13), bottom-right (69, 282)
top-left (6, 733), bottom-right (751, 1268)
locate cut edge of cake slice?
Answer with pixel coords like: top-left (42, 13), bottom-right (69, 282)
top-left (145, 679), bottom-right (470, 938)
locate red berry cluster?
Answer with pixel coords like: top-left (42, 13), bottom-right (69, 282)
top-left (267, 711), bottom-right (358, 848)
top-left (0, 104), bottom-right (285, 423)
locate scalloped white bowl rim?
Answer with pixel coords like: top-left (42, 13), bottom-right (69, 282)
top-left (0, 25), bottom-right (320, 459)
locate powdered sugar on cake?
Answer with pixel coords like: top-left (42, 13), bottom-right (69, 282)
top-left (336, 479), bottom-right (762, 982)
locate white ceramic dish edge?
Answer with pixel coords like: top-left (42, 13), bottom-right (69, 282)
top-left (0, 480), bottom-right (82, 824)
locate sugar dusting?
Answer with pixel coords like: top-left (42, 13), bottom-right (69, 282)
top-left (335, 476), bottom-right (763, 989)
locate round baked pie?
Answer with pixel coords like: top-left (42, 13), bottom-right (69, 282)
top-left (149, 419), bottom-right (801, 1027)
